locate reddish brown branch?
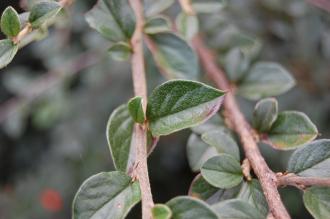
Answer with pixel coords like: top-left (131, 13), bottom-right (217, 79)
top-left (129, 0), bottom-right (154, 218)
top-left (192, 35), bottom-right (291, 219)
top-left (278, 174), bottom-right (330, 189)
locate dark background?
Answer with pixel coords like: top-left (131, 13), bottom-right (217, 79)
top-left (0, 0), bottom-right (329, 218)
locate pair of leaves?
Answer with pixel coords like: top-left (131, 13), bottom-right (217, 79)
top-left (72, 171), bottom-right (141, 219)
top-left (254, 98), bottom-right (318, 150)
top-left (108, 80), bottom-right (225, 172)
top-left (153, 196), bottom-right (222, 219)
top-left (237, 62), bottom-right (296, 100)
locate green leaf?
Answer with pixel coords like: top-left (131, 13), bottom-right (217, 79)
top-left (166, 196), bottom-right (218, 219)
top-left (28, 1), bottom-right (62, 28)
top-left (265, 111), bottom-right (318, 150)
top-left (201, 154), bottom-right (243, 189)
top-left (288, 139), bottom-right (330, 177)
top-left (191, 115), bottom-right (225, 135)
top-left (147, 32), bottom-right (199, 80)
top-left (237, 62), bottom-right (296, 100)
top-left (107, 104), bottom-right (135, 172)
top-left (152, 204), bottom-right (172, 219)
top-left (201, 130), bottom-right (240, 161)
top-left (224, 48), bottom-right (250, 82)
top-left (187, 133), bottom-right (218, 172)
top-left (1, 6), bottom-right (21, 37)
top-left (144, 0), bottom-right (174, 17)
top-left (144, 16), bottom-right (171, 34)
top-left (303, 186), bottom-right (330, 219)
top-left (253, 98), bottom-right (278, 132)
top-left (147, 80), bottom-right (225, 136)
top-left (175, 12), bottom-right (199, 41)
top-left (191, 0), bottom-right (227, 13)
top-left (0, 39), bottom-right (18, 69)
top-left (212, 199), bottom-right (264, 219)
top-left (128, 96), bottom-right (145, 124)
top-left (108, 41), bottom-right (132, 61)
top-left (237, 179), bottom-right (268, 216)
top-left (188, 174), bottom-right (219, 201)
top-left (72, 171), bottom-right (141, 219)
top-left (85, 0), bottom-right (135, 42)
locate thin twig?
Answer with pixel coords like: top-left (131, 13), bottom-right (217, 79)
top-left (192, 35), bottom-right (291, 219)
top-left (129, 0), bottom-right (154, 218)
top-left (278, 174), bottom-right (330, 189)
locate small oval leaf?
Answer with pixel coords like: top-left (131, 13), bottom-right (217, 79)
top-left (28, 2), bottom-right (62, 28)
top-left (201, 129), bottom-right (240, 161)
top-left (265, 111), bottom-right (318, 150)
top-left (72, 171), bottom-right (141, 219)
top-left (176, 12), bottom-right (199, 41)
top-left (166, 196), bottom-right (218, 219)
top-left (191, 0), bottom-right (226, 13)
top-left (201, 154), bottom-right (243, 189)
top-left (144, 16), bottom-right (171, 34)
top-left (224, 48), bottom-right (250, 82)
top-left (147, 32), bottom-right (199, 80)
top-left (288, 139), bottom-right (330, 177)
top-left (108, 41), bottom-right (132, 61)
top-left (0, 39), bottom-right (18, 69)
top-left (253, 98), bottom-right (278, 132)
top-left (128, 96), bottom-right (145, 124)
top-left (1, 6), bottom-right (21, 37)
top-left (303, 186), bottom-right (330, 219)
top-left (212, 199), bottom-right (265, 219)
top-left (147, 80), bottom-right (225, 136)
top-left (144, 0), bottom-right (174, 17)
top-left (188, 174), bottom-right (219, 201)
top-left (238, 62), bottom-right (296, 100)
top-left (152, 204), bottom-right (172, 219)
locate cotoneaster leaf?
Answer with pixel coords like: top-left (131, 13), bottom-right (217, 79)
top-left (72, 171), bottom-right (141, 219)
top-left (212, 199), bottom-right (264, 219)
top-left (28, 1), bottom-right (62, 28)
top-left (144, 16), bottom-right (171, 34)
top-left (108, 42), bottom-right (132, 61)
top-left (191, 0), bottom-right (227, 13)
top-left (253, 98), bottom-right (278, 132)
top-left (288, 139), bottom-right (330, 177)
top-left (0, 39), bottom-right (18, 69)
top-left (146, 32), bottom-right (199, 80)
top-left (238, 62), bottom-right (296, 100)
top-left (152, 204), bottom-right (172, 219)
top-left (147, 80), bottom-right (225, 136)
top-left (128, 96), bottom-right (145, 124)
top-left (1, 6), bottom-right (21, 37)
top-left (176, 12), bottom-right (199, 41)
top-left (85, 0), bottom-right (135, 42)
top-left (303, 186), bottom-right (330, 219)
top-left (188, 174), bottom-right (219, 201)
top-left (166, 196), bottom-right (218, 219)
top-left (224, 48), bottom-right (250, 82)
top-left (144, 0), bottom-right (174, 17)
top-left (201, 154), bottom-right (243, 189)
top-left (265, 111), bottom-right (318, 150)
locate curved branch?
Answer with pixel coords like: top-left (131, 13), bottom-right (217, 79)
top-left (278, 174), bottom-right (330, 189)
top-left (129, 0), bottom-right (154, 218)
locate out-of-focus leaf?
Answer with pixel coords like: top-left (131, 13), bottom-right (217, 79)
top-left (85, 0), bottom-right (135, 42)
top-left (128, 96), bottom-right (145, 124)
top-left (201, 130), bottom-right (240, 161)
top-left (253, 98), bottom-right (278, 132)
top-left (147, 32), bottom-right (199, 80)
top-left (28, 1), bottom-right (62, 28)
top-left (224, 48), bottom-right (249, 82)
top-left (201, 155), bottom-right (243, 189)
top-left (108, 41), bottom-right (132, 61)
top-left (237, 62), bottom-right (296, 100)
top-left (144, 0), bottom-right (174, 17)
top-left (166, 196), bottom-right (218, 219)
top-left (72, 171), bottom-right (141, 219)
top-left (152, 204), bottom-right (172, 219)
top-left (187, 133), bottom-right (218, 172)
top-left (237, 179), bottom-right (268, 216)
top-left (303, 186), bottom-right (330, 219)
top-left (265, 111), bottom-right (318, 150)
top-left (212, 199), bottom-right (264, 219)
top-left (144, 16), bottom-right (171, 34)
top-left (1, 6), bottom-right (21, 37)
top-left (176, 12), bottom-right (199, 41)
top-left (191, 115), bottom-right (225, 135)
top-left (191, 0), bottom-right (226, 13)
top-left (288, 139), bottom-right (330, 177)
top-left (0, 39), bottom-right (18, 69)
top-left (188, 174), bottom-right (219, 200)
top-left (147, 80), bottom-right (225, 136)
